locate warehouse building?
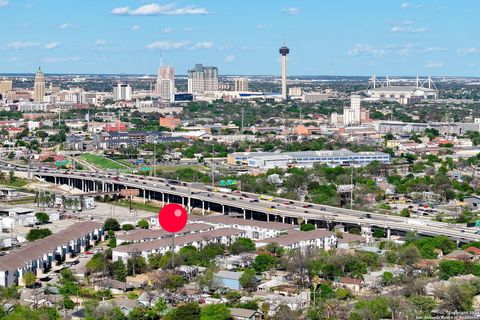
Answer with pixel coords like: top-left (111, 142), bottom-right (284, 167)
top-left (228, 149), bottom-right (390, 170)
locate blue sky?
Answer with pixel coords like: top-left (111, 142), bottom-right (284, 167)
top-left (1, 0), bottom-right (479, 76)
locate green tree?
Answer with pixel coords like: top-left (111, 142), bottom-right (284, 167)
top-left (434, 282), bottom-right (475, 312)
top-left (373, 228), bottom-right (385, 239)
top-left (164, 302), bottom-right (201, 320)
top-left (439, 260), bottom-right (465, 280)
top-left (104, 218), bottom-right (120, 231)
top-left (351, 296), bottom-right (391, 320)
top-left (399, 208), bottom-right (410, 217)
top-left (121, 224), bottom-right (135, 231)
top-left (409, 295), bottom-right (437, 316)
top-left (112, 260), bottom-right (127, 281)
top-left (35, 212), bottom-right (50, 224)
top-left (265, 242), bottom-right (285, 256)
top-left (62, 297), bottom-right (75, 310)
top-left (137, 219), bottom-right (149, 229)
top-left (230, 238), bottom-right (256, 254)
top-left (349, 227), bottom-right (361, 235)
top-left (381, 272), bottom-right (394, 286)
top-left (200, 303), bottom-right (231, 320)
top-left (239, 269), bottom-right (257, 291)
top-left (397, 244), bottom-right (421, 266)
top-left (86, 253), bottom-right (107, 275)
top-left (127, 256), bottom-right (148, 276)
top-left (300, 223), bottom-right (315, 232)
top-left (23, 272), bottom-right (36, 288)
top-left (26, 228), bottom-right (52, 241)
top-left (252, 254), bottom-right (277, 272)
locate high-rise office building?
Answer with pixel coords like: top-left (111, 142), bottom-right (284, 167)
top-left (33, 67), bottom-right (45, 103)
top-left (343, 95), bottom-right (361, 125)
top-left (156, 66), bottom-right (175, 103)
top-left (234, 78), bottom-right (249, 92)
top-left (187, 64), bottom-right (218, 93)
top-left (113, 84), bottom-right (133, 101)
top-left (0, 79), bottom-right (12, 97)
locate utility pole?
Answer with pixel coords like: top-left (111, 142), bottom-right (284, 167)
top-left (153, 140), bottom-right (156, 177)
top-left (211, 144), bottom-right (215, 188)
top-left (350, 166), bottom-right (354, 209)
top-left (241, 107), bottom-right (244, 133)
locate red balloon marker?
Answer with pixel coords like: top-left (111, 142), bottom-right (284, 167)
top-left (158, 203), bottom-right (188, 233)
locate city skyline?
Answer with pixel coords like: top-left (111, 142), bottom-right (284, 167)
top-left (1, 1), bottom-right (480, 76)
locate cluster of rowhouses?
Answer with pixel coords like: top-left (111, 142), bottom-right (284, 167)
top-left (0, 221), bottom-right (104, 287)
top-left (112, 216), bottom-right (365, 262)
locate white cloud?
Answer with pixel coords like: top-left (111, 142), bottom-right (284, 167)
top-left (181, 27), bottom-right (193, 32)
top-left (95, 39), bottom-right (107, 46)
top-left (224, 54), bottom-right (236, 62)
top-left (0, 0), bottom-right (8, 8)
top-left (7, 57), bottom-right (19, 62)
top-left (40, 57), bottom-right (83, 63)
top-left (401, 3), bottom-right (409, 9)
top-left (423, 47), bottom-right (445, 53)
top-left (162, 28), bottom-right (174, 34)
top-left (6, 41), bottom-right (40, 49)
top-left (132, 25), bottom-right (141, 31)
top-left (416, 4), bottom-right (424, 8)
top-left (58, 23), bottom-right (77, 29)
top-left (347, 44), bottom-right (385, 58)
top-left (112, 6), bottom-right (130, 15)
top-left (281, 7), bottom-right (300, 15)
top-left (256, 25), bottom-right (267, 29)
top-left (193, 41), bottom-right (213, 49)
top-left (390, 43), bottom-right (416, 56)
top-left (44, 42), bottom-right (59, 49)
top-left (112, 3), bottom-right (208, 16)
top-left (457, 48), bottom-right (479, 56)
top-left (146, 40), bottom-right (190, 50)
top-left (390, 25), bottom-right (428, 33)
top-left (424, 61), bottom-right (444, 68)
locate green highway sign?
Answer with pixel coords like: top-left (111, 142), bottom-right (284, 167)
top-left (140, 167), bottom-right (152, 171)
top-left (220, 179), bottom-right (238, 187)
top-left (55, 160), bottom-right (70, 166)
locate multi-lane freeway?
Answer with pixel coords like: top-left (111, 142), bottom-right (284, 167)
top-left (2, 161), bottom-right (479, 243)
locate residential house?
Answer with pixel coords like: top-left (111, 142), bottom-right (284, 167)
top-left (230, 307), bottom-right (261, 320)
top-left (214, 270), bottom-right (244, 290)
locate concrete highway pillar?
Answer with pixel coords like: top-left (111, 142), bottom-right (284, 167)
top-left (54, 177), bottom-right (57, 185)
top-left (102, 182), bottom-right (105, 192)
top-left (386, 227), bottom-right (391, 240)
top-left (282, 216), bottom-right (285, 223)
top-left (148, 191), bottom-right (151, 201)
top-left (266, 213), bottom-right (269, 222)
top-left (82, 180), bottom-right (85, 192)
top-left (162, 193), bottom-right (164, 204)
top-left (143, 189), bottom-right (146, 204)
top-left (243, 209), bottom-right (246, 219)
top-left (202, 201), bottom-right (205, 215)
top-left (291, 217), bottom-right (294, 225)
top-left (222, 205), bottom-right (225, 215)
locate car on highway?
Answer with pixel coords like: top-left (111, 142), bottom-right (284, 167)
top-left (304, 210), bottom-right (309, 213)
top-left (222, 195), bottom-right (228, 198)
top-left (250, 199), bottom-right (259, 203)
top-left (170, 187), bottom-right (176, 191)
top-left (320, 207), bottom-right (326, 211)
top-left (270, 205), bottom-right (276, 209)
